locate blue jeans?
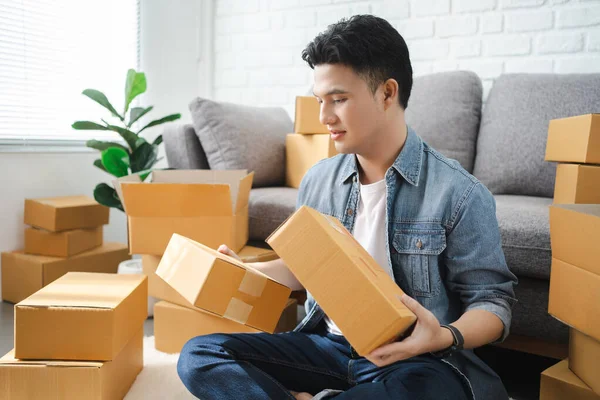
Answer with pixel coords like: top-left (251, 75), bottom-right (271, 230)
top-left (177, 325), bottom-right (470, 400)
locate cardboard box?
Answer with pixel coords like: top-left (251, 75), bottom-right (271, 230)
top-left (545, 114), bottom-right (600, 164)
top-left (24, 195), bottom-right (109, 232)
top-left (540, 359), bottom-right (599, 400)
top-left (142, 254), bottom-right (193, 308)
top-left (548, 258), bottom-right (600, 342)
top-left (294, 96), bottom-right (329, 134)
top-left (24, 226), bottom-right (103, 257)
top-left (0, 328), bottom-right (143, 400)
top-left (266, 206), bottom-right (417, 356)
top-left (554, 164), bottom-right (600, 204)
top-left (570, 329), bottom-right (600, 394)
top-left (15, 272), bottom-right (147, 361)
top-left (285, 133), bottom-right (338, 188)
top-left (1, 242), bottom-right (130, 304)
top-left (118, 170), bottom-right (253, 255)
top-left (549, 204), bottom-right (600, 276)
top-left (238, 245), bottom-right (279, 263)
top-left (156, 233), bottom-right (291, 333)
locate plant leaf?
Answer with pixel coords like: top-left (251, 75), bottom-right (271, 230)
top-left (72, 121), bottom-right (109, 130)
top-left (93, 159), bottom-right (107, 172)
top-left (124, 69), bottom-right (147, 114)
top-left (101, 147), bottom-right (130, 177)
top-left (128, 106), bottom-right (153, 127)
top-left (105, 124), bottom-right (139, 151)
top-left (152, 135), bottom-right (163, 146)
top-left (130, 142), bottom-right (158, 173)
top-left (82, 89), bottom-right (124, 121)
top-left (86, 140), bottom-right (129, 152)
top-left (94, 183), bottom-right (123, 211)
top-left (137, 113), bottom-right (181, 134)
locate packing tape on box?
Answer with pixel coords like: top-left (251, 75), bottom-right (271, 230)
top-left (325, 215), bottom-right (349, 236)
top-left (238, 269), bottom-right (267, 297)
top-left (224, 297), bottom-right (253, 325)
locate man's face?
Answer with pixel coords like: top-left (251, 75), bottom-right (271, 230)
top-left (312, 63), bottom-right (386, 155)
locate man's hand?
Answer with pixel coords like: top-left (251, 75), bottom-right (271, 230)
top-left (290, 391), bottom-right (313, 400)
top-left (218, 244), bottom-right (242, 262)
top-left (365, 294), bottom-right (454, 367)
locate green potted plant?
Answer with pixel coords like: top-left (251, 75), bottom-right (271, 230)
top-left (72, 68), bottom-right (181, 211)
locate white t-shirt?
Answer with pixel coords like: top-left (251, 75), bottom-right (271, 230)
top-left (324, 177), bottom-right (393, 336)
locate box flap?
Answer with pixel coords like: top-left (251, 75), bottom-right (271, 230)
top-left (113, 174), bottom-right (143, 213)
top-left (17, 272), bottom-right (145, 309)
top-left (0, 350), bottom-right (102, 367)
top-left (235, 172), bottom-right (254, 212)
top-left (28, 196), bottom-right (98, 209)
top-left (551, 204), bottom-right (600, 218)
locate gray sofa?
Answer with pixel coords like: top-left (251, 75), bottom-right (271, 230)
top-left (163, 71), bottom-right (600, 351)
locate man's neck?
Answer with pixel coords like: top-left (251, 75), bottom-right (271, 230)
top-left (357, 123), bottom-right (408, 185)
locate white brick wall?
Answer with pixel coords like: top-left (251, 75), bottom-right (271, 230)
top-left (213, 0), bottom-right (600, 112)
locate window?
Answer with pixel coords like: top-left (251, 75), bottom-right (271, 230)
top-left (0, 0), bottom-right (139, 145)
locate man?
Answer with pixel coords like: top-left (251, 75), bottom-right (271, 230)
top-left (178, 15), bottom-right (517, 400)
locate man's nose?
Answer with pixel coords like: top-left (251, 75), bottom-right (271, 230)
top-left (319, 103), bottom-right (336, 126)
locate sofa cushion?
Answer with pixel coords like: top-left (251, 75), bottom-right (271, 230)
top-left (405, 71), bottom-right (482, 173)
top-left (249, 187), bottom-right (298, 241)
top-left (163, 124), bottom-right (209, 170)
top-left (494, 194), bottom-right (552, 280)
top-left (189, 98), bottom-right (293, 187)
top-left (473, 73), bottom-right (600, 197)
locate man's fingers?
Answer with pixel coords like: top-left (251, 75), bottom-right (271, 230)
top-left (217, 244), bottom-right (241, 261)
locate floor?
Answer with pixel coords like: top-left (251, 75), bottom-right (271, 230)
top-left (0, 301), bottom-right (556, 399)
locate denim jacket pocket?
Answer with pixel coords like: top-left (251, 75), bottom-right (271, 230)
top-left (392, 229), bottom-right (446, 297)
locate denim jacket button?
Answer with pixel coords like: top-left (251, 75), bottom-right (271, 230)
top-left (346, 208), bottom-right (354, 216)
top-left (416, 239), bottom-right (423, 249)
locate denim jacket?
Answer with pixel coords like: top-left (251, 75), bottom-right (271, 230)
top-left (293, 127), bottom-right (518, 400)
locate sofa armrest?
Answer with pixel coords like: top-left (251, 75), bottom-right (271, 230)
top-left (163, 123), bottom-right (210, 170)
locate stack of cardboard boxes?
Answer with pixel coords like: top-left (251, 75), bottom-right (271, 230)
top-left (286, 96), bottom-right (338, 188)
top-left (116, 171), bottom-right (298, 354)
top-left (1, 195), bottom-right (130, 304)
top-left (0, 271), bottom-right (147, 399)
top-left (540, 114), bottom-right (600, 399)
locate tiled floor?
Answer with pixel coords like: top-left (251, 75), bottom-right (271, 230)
top-left (0, 301), bottom-right (556, 399)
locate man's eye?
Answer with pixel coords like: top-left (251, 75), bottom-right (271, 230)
top-left (333, 98), bottom-right (346, 104)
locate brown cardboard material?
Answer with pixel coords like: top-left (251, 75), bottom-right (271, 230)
top-left (156, 233), bottom-right (291, 333)
top-left (549, 204), bottom-right (600, 276)
top-left (545, 114), bottom-right (600, 164)
top-left (238, 245), bottom-right (279, 263)
top-left (117, 170), bottom-right (253, 255)
top-left (294, 96), bottom-right (329, 134)
top-left (540, 359), bottom-right (599, 400)
top-left (14, 272), bottom-right (147, 361)
top-left (266, 206), bottom-right (417, 356)
top-left (548, 258), bottom-right (600, 342)
top-left (24, 196), bottom-right (109, 232)
top-left (553, 164), bottom-right (600, 204)
top-left (24, 226), bottom-right (103, 257)
top-left (285, 133), bottom-right (338, 188)
top-left (570, 329), bottom-right (600, 394)
top-left (0, 328), bottom-right (143, 400)
top-left (1, 242), bottom-right (130, 304)
top-left (142, 254), bottom-right (193, 308)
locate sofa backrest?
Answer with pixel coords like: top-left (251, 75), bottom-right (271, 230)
top-left (164, 123), bottom-right (210, 170)
top-left (473, 73), bottom-right (600, 198)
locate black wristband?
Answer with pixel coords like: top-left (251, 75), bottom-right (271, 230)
top-left (430, 324), bottom-right (464, 358)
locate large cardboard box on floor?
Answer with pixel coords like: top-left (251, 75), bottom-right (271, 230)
top-left (266, 206), bottom-right (417, 356)
top-left (117, 170), bottom-right (253, 255)
top-left (24, 226), bottom-right (103, 257)
top-left (549, 204), bottom-right (600, 276)
top-left (548, 258), bottom-right (600, 342)
top-left (540, 359), bottom-right (599, 400)
top-left (1, 242), bottom-right (130, 304)
top-left (286, 133), bottom-right (338, 188)
top-left (0, 328), bottom-right (143, 400)
top-left (553, 164), bottom-right (600, 204)
top-left (14, 272), bottom-right (147, 361)
top-left (294, 96), bottom-right (329, 134)
top-left (570, 329), bottom-right (600, 394)
top-left (156, 233), bottom-right (291, 332)
top-left (24, 195), bottom-right (109, 232)
top-left (545, 114), bottom-right (600, 164)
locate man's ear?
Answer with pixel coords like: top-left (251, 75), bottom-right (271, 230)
top-left (382, 79), bottom-right (399, 109)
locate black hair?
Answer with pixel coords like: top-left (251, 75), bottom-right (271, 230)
top-left (302, 14), bottom-right (413, 109)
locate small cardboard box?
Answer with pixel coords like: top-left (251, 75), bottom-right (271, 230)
top-left (156, 233), bottom-right (292, 332)
top-left (24, 195), bottom-right (109, 232)
top-left (14, 272), bottom-right (147, 361)
top-left (24, 226), bottom-right (103, 257)
top-left (117, 170), bottom-right (253, 255)
top-left (569, 329), bottom-right (600, 394)
top-left (238, 245), bottom-right (279, 263)
top-left (142, 254), bottom-right (193, 308)
top-left (540, 359), bottom-right (599, 400)
top-left (0, 328), bottom-right (143, 400)
top-left (294, 96), bottom-right (329, 134)
top-left (545, 114), bottom-right (600, 164)
top-left (285, 133), bottom-right (338, 188)
top-left (549, 204), bottom-right (600, 276)
top-left (548, 258), bottom-right (600, 342)
top-left (266, 206), bottom-right (417, 356)
top-left (554, 164), bottom-right (600, 204)
top-left (1, 242), bottom-right (130, 304)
